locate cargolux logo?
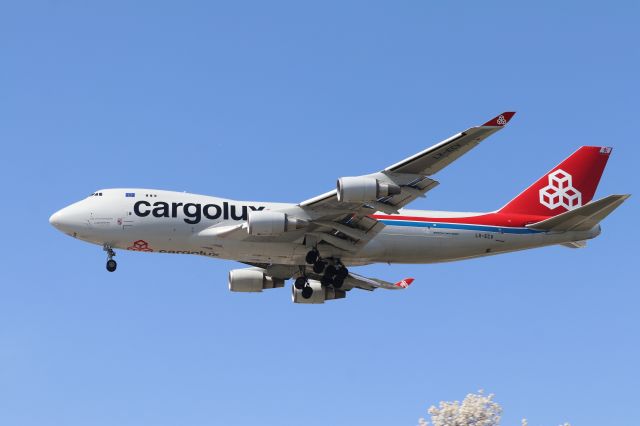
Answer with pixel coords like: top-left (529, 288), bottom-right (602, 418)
top-left (133, 200), bottom-right (265, 224)
top-left (539, 169), bottom-right (582, 211)
top-left (127, 240), bottom-right (154, 252)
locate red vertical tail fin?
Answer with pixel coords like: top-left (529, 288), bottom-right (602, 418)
top-left (499, 146), bottom-right (612, 217)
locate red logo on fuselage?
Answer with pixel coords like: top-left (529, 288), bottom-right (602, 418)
top-left (127, 240), bottom-right (154, 252)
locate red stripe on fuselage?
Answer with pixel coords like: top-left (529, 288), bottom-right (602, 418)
top-left (371, 212), bottom-right (550, 228)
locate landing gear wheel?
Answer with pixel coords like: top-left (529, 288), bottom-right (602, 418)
top-left (336, 266), bottom-right (349, 280)
top-left (104, 244), bottom-right (117, 272)
top-left (106, 259), bottom-right (117, 272)
top-left (305, 249), bottom-right (319, 265)
top-left (313, 260), bottom-right (326, 274)
top-left (333, 276), bottom-right (344, 289)
top-left (325, 264), bottom-right (337, 277)
top-left (294, 276), bottom-right (307, 290)
top-left (301, 286), bottom-right (313, 299)
top-left (321, 274), bottom-right (334, 287)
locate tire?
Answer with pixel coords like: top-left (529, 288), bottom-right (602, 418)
top-left (305, 250), bottom-right (318, 265)
top-left (313, 260), bottom-right (326, 274)
top-left (301, 286), bottom-right (313, 299)
top-left (294, 277), bottom-right (307, 290)
top-left (333, 276), bottom-right (344, 289)
top-left (336, 267), bottom-right (348, 279)
top-left (106, 259), bottom-right (117, 272)
top-left (321, 275), bottom-right (333, 287)
top-left (324, 265), bottom-right (337, 277)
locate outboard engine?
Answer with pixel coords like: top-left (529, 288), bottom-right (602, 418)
top-left (337, 176), bottom-right (400, 202)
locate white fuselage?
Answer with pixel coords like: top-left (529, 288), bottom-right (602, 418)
top-left (49, 188), bottom-right (600, 267)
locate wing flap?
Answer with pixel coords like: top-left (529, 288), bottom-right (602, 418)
top-left (561, 240), bottom-right (588, 249)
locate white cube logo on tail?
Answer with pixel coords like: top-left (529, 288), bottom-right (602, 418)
top-left (539, 169), bottom-right (582, 211)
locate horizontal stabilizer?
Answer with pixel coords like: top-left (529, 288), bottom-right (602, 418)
top-left (526, 194), bottom-right (630, 232)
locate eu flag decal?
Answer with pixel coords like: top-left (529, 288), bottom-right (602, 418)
top-left (125, 192), bottom-right (135, 197)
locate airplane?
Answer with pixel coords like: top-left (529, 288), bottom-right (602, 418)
top-left (49, 112), bottom-right (630, 304)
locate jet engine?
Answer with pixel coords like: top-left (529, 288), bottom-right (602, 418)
top-left (246, 210), bottom-right (307, 236)
top-left (291, 280), bottom-right (347, 304)
top-left (228, 269), bottom-right (285, 292)
top-left (337, 176), bottom-right (400, 203)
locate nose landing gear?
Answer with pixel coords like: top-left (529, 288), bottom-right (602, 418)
top-left (104, 245), bottom-right (117, 272)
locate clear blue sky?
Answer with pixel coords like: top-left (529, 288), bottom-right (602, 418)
top-left (1, 1), bottom-right (638, 425)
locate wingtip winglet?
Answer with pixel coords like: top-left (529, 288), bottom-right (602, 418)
top-left (482, 111), bottom-right (516, 127)
top-left (394, 278), bottom-right (414, 289)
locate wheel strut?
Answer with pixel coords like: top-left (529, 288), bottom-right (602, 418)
top-left (104, 244), bottom-right (117, 272)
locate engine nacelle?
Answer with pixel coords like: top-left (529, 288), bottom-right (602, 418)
top-left (247, 210), bottom-right (307, 236)
top-left (228, 269), bottom-right (285, 292)
top-left (291, 280), bottom-right (347, 304)
top-left (337, 176), bottom-right (400, 203)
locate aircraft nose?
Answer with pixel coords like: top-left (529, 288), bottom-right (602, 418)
top-left (49, 208), bottom-right (70, 231)
top-left (49, 204), bottom-right (87, 234)
top-left (49, 210), bottom-right (62, 227)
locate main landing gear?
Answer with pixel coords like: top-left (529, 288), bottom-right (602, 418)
top-left (294, 276), bottom-right (314, 299)
top-left (104, 244), bottom-right (117, 272)
top-left (299, 249), bottom-right (349, 298)
top-left (320, 264), bottom-right (348, 288)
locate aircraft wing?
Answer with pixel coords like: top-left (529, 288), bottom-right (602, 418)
top-left (383, 111), bottom-right (517, 175)
top-left (297, 112), bottom-right (516, 252)
top-left (241, 262), bottom-right (414, 292)
top-left (344, 273), bottom-right (414, 291)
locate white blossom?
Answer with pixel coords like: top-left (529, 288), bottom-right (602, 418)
top-left (418, 391), bottom-right (571, 426)
top-left (418, 390), bottom-right (501, 426)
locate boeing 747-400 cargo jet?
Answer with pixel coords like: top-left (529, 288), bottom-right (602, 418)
top-left (50, 112), bottom-right (629, 304)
